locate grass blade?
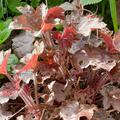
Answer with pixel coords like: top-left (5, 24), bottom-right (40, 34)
top-left (109, 0), bottom-right (118, 32)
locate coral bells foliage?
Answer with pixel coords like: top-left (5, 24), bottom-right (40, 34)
top-left (9, 4), bottom-right (65, 33)
top-left (1, 1), bottom-right (120, 120)
top-left (52, 26), bottom-right (78, 48)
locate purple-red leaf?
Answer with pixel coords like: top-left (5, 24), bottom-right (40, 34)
top-left (52, 26), bottom-right (78, 48)
top-left (100, 31), bottom-right (118, 53)
top-left (44, 6), bottom-right (65, 23)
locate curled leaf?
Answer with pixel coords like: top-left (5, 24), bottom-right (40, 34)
top-left (0, 50), bottom-right (11, 75)
top-left (17, 54), bottom-right (39, 73)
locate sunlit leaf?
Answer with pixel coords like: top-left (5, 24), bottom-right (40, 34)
top-left (17, 54), bottom-right (38, 73)
top-left (0, 28), bottom-right (11, 45)
top-left (80, 0), bottom-right (102, 5)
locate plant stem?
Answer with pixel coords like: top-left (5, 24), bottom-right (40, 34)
top-left (102, 0), bottom-right (106, 16)
top-left (6, 73), bottom-right (13, 82)
top-left (9, 106), bottom-right (26, 119)
top-left (34, 74), bottom-right (39, 105)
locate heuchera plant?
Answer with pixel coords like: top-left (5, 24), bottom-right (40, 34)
top-left (1, 1), bottom-right (120, 119)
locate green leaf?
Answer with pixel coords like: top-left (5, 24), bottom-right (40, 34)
top-left (7, 0), bottom-right (22, 13)
top-left (0, 19), bottom-right (12, 30)
top-left (0, 19), bottom-right (12, 44)
top-left (7, 54), bottom-right (19, 72)
top-left (48, 0), bottom-right (64, 7)
top-left (31, 0), bottom-right (41, 8)
top-left (80, 0), bottom-right (102, 5)
top-left (55, 24), bottom-right (63, 31)
top-left (0, 28), bottom-right (11, 44)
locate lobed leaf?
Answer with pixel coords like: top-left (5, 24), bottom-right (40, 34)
top-left (77, 15), bottom-right (106, 36)
top-left (9, 5), bottom-right (43, 31)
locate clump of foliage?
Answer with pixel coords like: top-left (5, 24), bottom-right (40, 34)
top-left (0, 0), bottom-right (120, 120)
top-left (0, 0), bottom-right (119, 46)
